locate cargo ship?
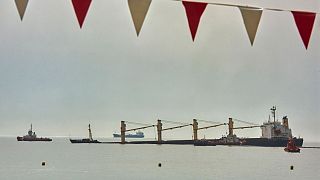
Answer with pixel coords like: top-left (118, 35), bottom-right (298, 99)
top-left (17, 124), bottom-right (52, 141)
top-left (211, 106), bottom-right (303, 147)
top-left (113, 131), bottom-right (144, 138)
top-left (191, 106), bottom-right (303, 147)
top-left (70, 124), bottom-right (100, 143)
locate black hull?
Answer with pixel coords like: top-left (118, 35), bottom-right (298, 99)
top-left (284, 148), bottom-right (300, 153)
top-left (241, 137), bottom-right (303, 147)
top-left (194, 140), bottom-right (217, 146)
top-left (17, 136), bottom-right (52, 141)
top-left (70, 139), bottom-right (100, 143)
top-left (109, 137), bottom-right (303, 147)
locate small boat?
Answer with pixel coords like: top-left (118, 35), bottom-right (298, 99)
top-left (113, 131), bottom-right (144, 138)
top-left (70, 124), bottom-right (100, 143)
top-left (17, 124), bottom-right (52, 142)
top-left (284, 138), bottom-right (300, 153)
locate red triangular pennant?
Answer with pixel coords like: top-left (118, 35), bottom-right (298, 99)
top-left (71, 0), bottom-right (92, 28)
top-left (291, 11), bottom-right (316, 49)
top-left (182, 1), bottom-right (207, 41)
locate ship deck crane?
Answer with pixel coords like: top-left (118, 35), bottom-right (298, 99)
top-left (120, 121), bottom-right (156, 144)
top-left (192, 119), bottom-right (227, 140)
top-left (157, 119), bottom-right (192, 143)
top-left (228, 118), bottom-right (263, 136)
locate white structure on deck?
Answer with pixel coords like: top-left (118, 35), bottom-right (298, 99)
top-left (261, 106), bottom-right (292, 139)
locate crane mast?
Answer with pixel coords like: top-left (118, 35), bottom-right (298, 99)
top-left (88, 124), bottom-right (93, 141)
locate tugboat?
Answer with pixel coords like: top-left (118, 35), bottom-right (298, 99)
top-left (70, 124), bottom-right (100, 143)
top-left (284, 138), bottom-right (300, 153)
top-left (17, 124), bottom-right (52, 141)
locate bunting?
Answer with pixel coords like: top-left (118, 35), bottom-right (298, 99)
top-left (71, 0), bottom-right (92, 28)
top-left (6, 0), bottom-right (320, 49)
top-left (182, 1), bottom-right (207, 41)
top-left (15, 0), bottom-right (29, 21)
top-left (239, 7), bottom-right (263, 46)
top-left (291, 11), bottom-right (316, 49)
top-left (128, 0), bottom-right (152, 36)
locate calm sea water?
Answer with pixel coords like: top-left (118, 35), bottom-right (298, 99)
top-left (0, 137), bottom-right (319, 180)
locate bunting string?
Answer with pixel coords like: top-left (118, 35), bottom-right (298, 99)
top-left (173, 0), bottom-right (320, 13)
top-left (11, 0), bottom-right (320, 50)
top-left (174, 0), bottom-right (319, 49)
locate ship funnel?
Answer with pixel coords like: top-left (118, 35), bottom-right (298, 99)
top-left (282, 116), bottom-right (289, 128)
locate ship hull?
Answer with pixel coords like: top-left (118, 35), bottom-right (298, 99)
top-left (113, 137), bottom-right (303, 147)
top-left (17, 136), bottom-right (52, 141)
top-left (240, 137), bottom-right (303, 147)
top-left (284, 147), bottom-right (300, 153)
top-left (194, 140), bottom-right (217, 146)
top-left (70, 138), bottom-right (100, 143)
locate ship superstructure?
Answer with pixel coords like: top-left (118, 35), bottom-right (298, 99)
top-left (261, 106), bottom-right (292, 139)
top-left (240, 106), bottom-right (303, 147)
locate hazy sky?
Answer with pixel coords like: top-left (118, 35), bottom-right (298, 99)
top-left (0, 0), bottom-right (319, 142)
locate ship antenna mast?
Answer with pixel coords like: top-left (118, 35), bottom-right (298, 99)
top-left (270, 106), bottom-right (276, 123)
